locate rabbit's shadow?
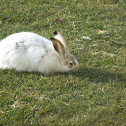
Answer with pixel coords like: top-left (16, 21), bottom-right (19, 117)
top-left (1, 68), bottom-right (125, 84)
top-left (66, 67), bottom-right (126, 83)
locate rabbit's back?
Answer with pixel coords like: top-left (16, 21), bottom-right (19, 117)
top-left (0, 32), bottom-right (52, 47)
top-left (0, 32), bottom-right (55, 72)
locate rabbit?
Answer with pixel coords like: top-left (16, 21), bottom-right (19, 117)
top-left (0, 31), bottom-right (79, 74)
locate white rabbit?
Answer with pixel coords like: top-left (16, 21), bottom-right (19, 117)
top-left (0, 31), bottom-right (79, 74)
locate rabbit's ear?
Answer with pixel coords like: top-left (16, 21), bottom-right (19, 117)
top-left (54, 31), bottom-right (67, 50)
top-left (50, 37), bottom-right (66, 56)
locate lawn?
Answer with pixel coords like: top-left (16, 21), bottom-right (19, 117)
top-left (0, 0), bottom-right (126, 125)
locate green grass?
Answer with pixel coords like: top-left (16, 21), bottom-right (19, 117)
top-left (0, 0), bottom-right (126, 125)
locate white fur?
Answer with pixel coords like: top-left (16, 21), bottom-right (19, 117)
top-left (0, 32), bottom-right (79, 74)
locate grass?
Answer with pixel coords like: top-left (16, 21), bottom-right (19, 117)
top-left (0, 0), bottom-right (126, 125)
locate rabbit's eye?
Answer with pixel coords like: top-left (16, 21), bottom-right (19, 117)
top-left (68, 61), bottom-right (74, 66)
